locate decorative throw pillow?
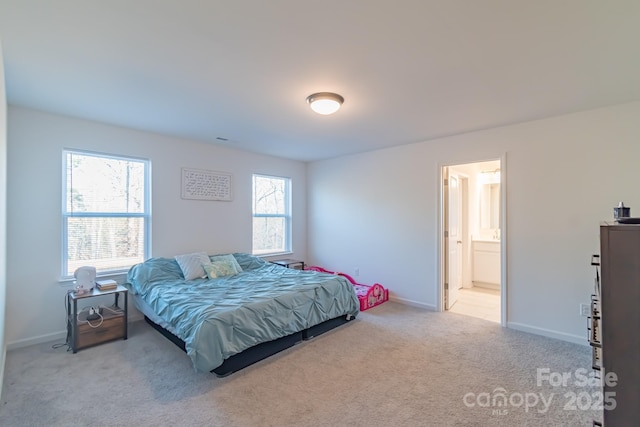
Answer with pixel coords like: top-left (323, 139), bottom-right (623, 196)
top-left (175, 252), bottom-right (210, 280)
top-left (204, 260), bottom-right (238, 279)
top-left (209, 254), bottom-right (243, 274)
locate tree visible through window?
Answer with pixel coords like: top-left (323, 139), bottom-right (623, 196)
top-left (63, 150), bottom-right (150, 277)
top-left (252, 174), bottom-right (291, 255)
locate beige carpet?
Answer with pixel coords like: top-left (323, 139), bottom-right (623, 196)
top-left (0, 302), bottom-right (602, 426)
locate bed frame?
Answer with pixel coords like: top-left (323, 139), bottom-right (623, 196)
top-left (145, 314), bottom-right (354, 377)
top-left (305, 266), bottom-right (389, 311)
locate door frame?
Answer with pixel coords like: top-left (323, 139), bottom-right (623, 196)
top-left (436, 154), bottom-right (508, 327)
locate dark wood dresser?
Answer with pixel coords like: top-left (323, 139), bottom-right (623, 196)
top-left (599, 223), bottom-right (640, 425)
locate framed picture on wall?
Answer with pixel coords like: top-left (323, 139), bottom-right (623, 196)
top-left (181, 167), bottom-right (233, 201)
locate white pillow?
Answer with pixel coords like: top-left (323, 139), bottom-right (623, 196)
top-left (175, 252), bottom-right (210, 280)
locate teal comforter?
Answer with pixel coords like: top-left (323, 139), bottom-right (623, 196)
top-left (127, 253), bottom-right (360, 372)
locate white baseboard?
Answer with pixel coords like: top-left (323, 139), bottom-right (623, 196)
top-left (389, 298), bottom-right (588, 347)
top-left (389, 296), bottom-right (437, 311)
top-left (7, 330), bottom-right (67, 351)
top-left (6, 316), bottom-right (145, 351)
top-left (0, 344), bottom-right (6, 401)
top-left (507, 321), bottom-right (589, 346)
top-left (472, 281), bottom-right (500, 291)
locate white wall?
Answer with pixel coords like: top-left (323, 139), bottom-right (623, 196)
top-left (6, 106), bottom-right (307, 348)
top-left (6, 101), bottom-right (640, 349)
top-left (308, 101), bottom-right (640, 344)
top-left (0, 41), bottom-right (9, 397)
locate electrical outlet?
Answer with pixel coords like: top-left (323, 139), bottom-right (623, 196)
top-left (354, 267), bottom-right (360, 277)
top-left (580, 303), bottom-right (591, 317)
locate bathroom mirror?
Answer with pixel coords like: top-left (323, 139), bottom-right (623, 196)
top-left (480, 182), bottom-right (500, 230)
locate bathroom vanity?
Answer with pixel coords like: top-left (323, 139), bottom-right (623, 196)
top-left (472, 240), bottom-right (500, 289)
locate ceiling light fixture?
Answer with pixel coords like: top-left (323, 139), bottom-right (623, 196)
top-left (306, 92), bottom-right (344, 115)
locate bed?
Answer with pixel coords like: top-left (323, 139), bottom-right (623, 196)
top-left (305, 266), bottom-right (389, 311)
top-left (125, 252), bottom-right (360, 376)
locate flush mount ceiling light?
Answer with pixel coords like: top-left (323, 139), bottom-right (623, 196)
top-left (306, 92), bottom-right (344, 115)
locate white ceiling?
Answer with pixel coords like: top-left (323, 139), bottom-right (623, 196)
top-left (1, 0), bottom-right (639, 162)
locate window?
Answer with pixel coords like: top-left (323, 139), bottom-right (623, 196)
top-left (62, 150), bottom-right (150, 278)
top-left (252, 174), bottom-right (291, 255)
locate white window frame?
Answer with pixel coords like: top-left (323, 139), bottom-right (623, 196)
top-left (62, 149), bottom-right (151, 279)
top-left (252, 174), bottom-right (292, 255)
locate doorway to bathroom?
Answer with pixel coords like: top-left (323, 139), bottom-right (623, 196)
top-left (440, 159), bottom-right (504, 325)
